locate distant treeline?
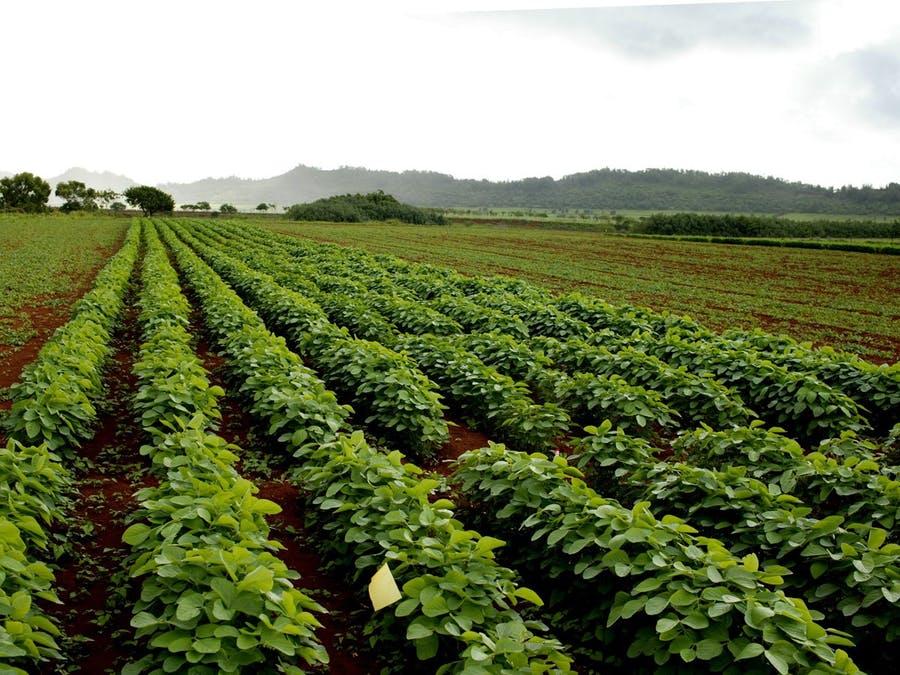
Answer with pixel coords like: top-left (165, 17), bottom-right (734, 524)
top-left (640, 212), bottom-right (900, 238)
top-left (161, 165), bottom-right (900, 216)
top-left (626, 233), bottom-right (900, 255)
top-left (285, 191), bottom-right (445, 224)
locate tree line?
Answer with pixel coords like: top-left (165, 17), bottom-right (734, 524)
top-left (0, 171), bottom-right (252, 216)
top-left (639, 212), bottom-right (900, 238)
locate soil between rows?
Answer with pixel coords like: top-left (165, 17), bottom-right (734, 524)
top-left (39, 262), bottom-right (150, 674)
top-left (188, 295), bottom-right (379, 674)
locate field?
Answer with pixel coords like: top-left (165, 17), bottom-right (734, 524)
top-left (266, 221), bottom-right (900, 362)
top-left (0, 217), bottom-right (897, 675)
top-left (0, 214), bottom-right (126, 386)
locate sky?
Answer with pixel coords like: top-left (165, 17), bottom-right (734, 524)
top-left (1, 0), bottom-right (898, 187)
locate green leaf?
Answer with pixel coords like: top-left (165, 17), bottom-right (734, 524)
top-left (130, 612), bottom-right (157, 628)
top-left (123, 523), bottom-right (151, 546)
top-left (735, 642), bottom-right (765, 661)
top-left (513, 587), bottom-right (543, 607)
top-left (192, 638), bottom-right (221, 654)
top-left (237, 566), bottom-right (274, 593)
top-left (696, 639), bottom-right (723, 661)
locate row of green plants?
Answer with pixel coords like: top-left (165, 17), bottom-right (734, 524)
top-left (558, 293), bottom-right (898, 429)
top-left (718, 328), bottom-right (900, 428)
top-left (0, 441), bottom-right (69, 671)
top-left (124, 222), bottom-right (329, 673)
top-left (185, 220), bottom-right (884, 672)
top-left (0, 223), bottom-right (140, 672)
top-left (532, 336), bottom-right (754, 429)
top-left (395, 334), bottom-right (571, 452)
top-left (158, 221), bottom-right (576, 672)
top-left (567, 421), bottom-right (899, 670)
top-left (185, 223), bottom-right (746, 441)
top-left (179, 224), bottom-right (577, 453)
top-left (456, 332), bottom-right (678, 437)
top-left (169, 222), bottom-right (450, 459)
top-left (239, 221), bottom-right (896, 436)
top-left (188, 229), bottom-right (684, 445)
top-left (601, 329), bottom-right (868, 442)
top-left (5, 224), bottom-right (140, 453)
top-left (452, 444), bottom-right (861, 674)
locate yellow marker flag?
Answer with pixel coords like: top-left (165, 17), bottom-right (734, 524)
top-left (368, 563), bottom-right (402, 612)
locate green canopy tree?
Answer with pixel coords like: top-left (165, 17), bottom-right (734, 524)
top-left (0, 172), bottom-right (51, 212)
top-left (123, 186), bottom-right (175, 216)
top-left (196, 201), bottom-right (211, 210)
top-left (55, 181), bottom-right (118, 212)
top-left (220, 203), bottom-right (238, 214)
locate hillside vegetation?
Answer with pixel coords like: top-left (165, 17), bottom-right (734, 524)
top-left (161, 165), bottom-right (900, 215)
top-left (285, 191), bottom-right (445, 224)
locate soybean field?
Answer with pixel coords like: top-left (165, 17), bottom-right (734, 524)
top-left (0, 218), bottom-right (897, 675)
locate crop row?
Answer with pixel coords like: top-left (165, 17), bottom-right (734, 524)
top-left (182, 222), bottom-right (748, 442)
top-left (226, 221), bottom-right (896, 438)
top-left (158, 221), bottom-right (575, 672)
top-left (452, 444), bottom-right (860, 673)
top-left (566, 421), bottom-right (899, 669)
top-left (195, 225), bottom-right (691, 442)
top-left (167, 222), bottom-right (450, 459)
top-left (123, 222), bottom-right (329, 673)
top-left (177, 222), bottom-right (584, 456)
top-left (0, 223), bottom-right (140, 673)
top-left (169, 219), bottom-right (872, 667)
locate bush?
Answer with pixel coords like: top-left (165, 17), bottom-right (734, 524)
top-left (286, 191), bottom-right (445, 224)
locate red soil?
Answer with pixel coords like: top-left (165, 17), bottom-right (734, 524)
top-left (39, 277), bottom-right (149, 674)
top-left (0, 243), bottom-right (122, 393)
top-left (430, 420), bottom-right (491, 476)
top-left (187, 303), bottom-right (381, 673)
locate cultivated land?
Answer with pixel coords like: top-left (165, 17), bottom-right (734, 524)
top-left (0, 216), bottom-right (897, 675)
top-left (0, 214), bottom-right (126, 387)
top-left (267, 221), bottom-right (900, 362)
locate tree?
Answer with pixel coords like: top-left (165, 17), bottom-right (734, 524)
top-left (196, 201), bottom-right (210, 211)
top-left (55, 181), bottom-right (117, 212)
top-left (123, 186), bottom-right (175, 216)
top-left (110, 201), bottom-right (126, 212)
top-left (0, 172), bottom-right (51, 212)
top-left (255, 203), bottom-right (269, 211)
top-left (181, 204), bottom-right (198, 211)
top-left (220, 203), bottom-right (238, 214)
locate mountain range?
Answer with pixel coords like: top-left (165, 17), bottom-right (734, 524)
top-left (3, 165), bottom-right (899, 215)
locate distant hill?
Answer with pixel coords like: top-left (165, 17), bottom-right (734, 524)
top-left (48, 167), bottom-right (137, 193)
top-left (4, 165), bottom-right (899, 214)
top-left (161, 165), bottom-right (900, 215)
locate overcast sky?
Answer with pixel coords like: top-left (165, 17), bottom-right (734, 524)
top-left (1, 0), bottom-right (898, 187)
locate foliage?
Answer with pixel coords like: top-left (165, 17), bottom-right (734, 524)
top-left (453, 444), bottom-right (860, 673)
top-left (160, 222), bottom-right (573, 671)
top-left (569, 423), bottom-right (900, 666)
top-left (286, 190), bottom-right (446, 224)
top-left (171, 224), bottom-right (450, 458)
top-left (123, 186), bottom-right (175, 216)
top-left (5, 223), bottom-right (140, 452)
top-left (124, 223), bottom-right (329, 673)
top-left (397, 335), bottom-right (570, 452)
top-left (640, 212), bottom-right (900, 239)
top-left (0, 172), bottom-right (51, 213)
top-left (220, 203), bottom-right (238, 214)
top-left (55, 181), bottom-right (117, 212)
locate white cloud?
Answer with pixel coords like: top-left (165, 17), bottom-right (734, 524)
top-left (0, 0), bottom-right (897, 187)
